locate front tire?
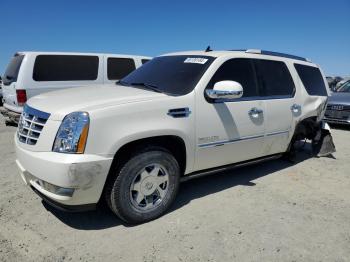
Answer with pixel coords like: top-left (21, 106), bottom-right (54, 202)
top-left (105, 148), bottom-right (180, 224)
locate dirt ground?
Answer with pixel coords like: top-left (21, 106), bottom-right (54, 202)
top-left (0, 114), bottom-right (349, 262)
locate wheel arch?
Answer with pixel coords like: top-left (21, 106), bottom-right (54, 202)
top-left (293, 116), bottom-right (320, 141)
top-left (106, 135), bottom-right (188, 183)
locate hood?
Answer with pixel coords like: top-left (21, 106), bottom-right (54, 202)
top-left (27, 84), bottom-right (166, 120)
top-left (328, 92), bottom-right (350, 105)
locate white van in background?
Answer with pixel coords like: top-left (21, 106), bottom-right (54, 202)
top-left (0, 52), bottom-right (151, 124)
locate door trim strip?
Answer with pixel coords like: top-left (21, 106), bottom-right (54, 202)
top-left (198, 134), bottom-right (264, 148)
top-left (198, 130), bottom-right (290, 148)
top-left (265, 130), bottom-right (290, 137)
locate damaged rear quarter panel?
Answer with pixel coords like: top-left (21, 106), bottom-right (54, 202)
top-left (302, 95), bottom-right (327, 123)
top-left (293, 62), bottom-right (329, 124)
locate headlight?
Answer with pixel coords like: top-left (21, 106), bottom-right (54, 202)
top-left (52, 112), bottom-right (89, 153)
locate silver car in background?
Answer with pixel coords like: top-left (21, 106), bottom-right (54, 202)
top-left (324, 80), bottom-right (350, 125)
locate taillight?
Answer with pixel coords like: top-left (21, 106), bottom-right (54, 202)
top-left (16, 89), bottom-right (27, 106)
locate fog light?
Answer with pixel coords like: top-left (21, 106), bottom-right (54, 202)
top-left (36, 180), bottom-right (74, 197)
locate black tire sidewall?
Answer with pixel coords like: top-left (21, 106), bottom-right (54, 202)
top-left (110, 150), bottom-right (180, 223)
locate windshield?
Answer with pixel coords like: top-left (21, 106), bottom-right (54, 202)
top-left (120, 55), bottom-right (215, 96)
top-left (3, 54), bottom-right (24, 85)
top-left (337, 81), bottom-right (350, 92)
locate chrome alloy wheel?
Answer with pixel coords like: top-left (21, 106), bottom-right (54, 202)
top-left (130, 164), bottom-right (169, 210)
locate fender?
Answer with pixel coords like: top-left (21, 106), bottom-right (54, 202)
top-left (110, 129), bottom-right (194, 174)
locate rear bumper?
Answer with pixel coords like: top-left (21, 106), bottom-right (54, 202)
top-left (324, 117), bottom-right (350, 125)
top-left (0, 106), bottom-right (21, 123)
top-left (3, 102), bottom-right (22, 114)
top-left (15, 136), bottom-right (114, 208)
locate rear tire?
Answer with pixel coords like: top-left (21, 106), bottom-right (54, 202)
top-left (105, 147), bottom-right (180, 224)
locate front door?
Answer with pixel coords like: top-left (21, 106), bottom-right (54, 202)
top-left (195, 58), bottom-right (266, 171)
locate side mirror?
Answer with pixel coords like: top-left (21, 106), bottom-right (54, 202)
top-left (205, 80), bottom-right (243, 101)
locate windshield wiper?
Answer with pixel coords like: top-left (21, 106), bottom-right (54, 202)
top-left (119, 81), bottom-right (163, 93)
top-left (117, 80), bottom-right (129, 86)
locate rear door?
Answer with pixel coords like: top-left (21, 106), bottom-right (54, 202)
top-left (2, 54), bottom-right (25, 109)
top-left (254, 59), bottom-right (297, 154)
top-left (104, 56), bottom-right (136, 83)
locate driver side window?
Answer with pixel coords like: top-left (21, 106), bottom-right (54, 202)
top-left (207, 58), bottom-right (259, 98)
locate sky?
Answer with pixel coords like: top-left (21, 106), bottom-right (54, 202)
top-left (0, 0), bottom-right (349, 76)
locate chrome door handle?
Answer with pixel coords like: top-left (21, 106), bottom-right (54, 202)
top-left (290, 104), bottom-right (301, 113)
top-left (248, 107), bottom-right (263, 118)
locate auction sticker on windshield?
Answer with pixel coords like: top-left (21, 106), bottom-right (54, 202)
top-left (184, 58), bottom-right (208, 64)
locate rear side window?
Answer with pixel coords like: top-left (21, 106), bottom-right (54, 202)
top-left (294, 64), bottom-right (327, 96)
top-left (255, 60), bottom-right (295, 97)
top-left (3, 55), bottom-right (24, 85)
top-left (207, 58), bottom-right (259, 98)
top-left (141, 59), bottom-right (151, 64)
top-left (107, 58), bottom-right (136, 80)
top-left (33, 55), bottom-right (99, 81)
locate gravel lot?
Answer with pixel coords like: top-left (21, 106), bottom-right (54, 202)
top-left (1, 114), bottom-right (350, 262)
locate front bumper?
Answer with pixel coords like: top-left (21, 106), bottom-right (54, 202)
top-left (324, 107), bottom-right (350, 125)
top-left (15, 137), bottom-right (114, 208)
top-left (30, 186), bottom-right (97, 212)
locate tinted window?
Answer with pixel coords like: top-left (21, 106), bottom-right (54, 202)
top-left (33, 55), bottom-right (99, 81)
top-left (3, 55), bottom-right (24, 85)
top-left (255, 60), bottom-right (295, 96)
top-left (107, 58), bottom-right (136, 80)
top-left (207, 58), bottom-right (259, 98)
top-left (294, 64), bottom-right (327, 96)
top-left (141, 59), bottom-right (151, 64)
top-left (120, 55), bottom-right (215, 96)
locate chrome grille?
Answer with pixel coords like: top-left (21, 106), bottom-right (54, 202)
top-left (325, 110), bottom-right (350, 120)
top-left (17, 105), bottom-right (50, 145)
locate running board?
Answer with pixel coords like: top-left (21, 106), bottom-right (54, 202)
top-left (180, 153), bottom-right (282, 182)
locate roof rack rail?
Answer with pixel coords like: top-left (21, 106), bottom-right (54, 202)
top-left (245, 49), bottom-right (261, 54)
top-left (229, 49), bottom-right (309, 62)
top-left (262, 50), bottom-right (308, 62)
top-left (245, 49), bottom-right (308, 62)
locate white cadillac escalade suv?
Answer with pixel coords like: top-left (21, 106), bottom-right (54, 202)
top-left (15, 49), bottom-right (331, 224)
